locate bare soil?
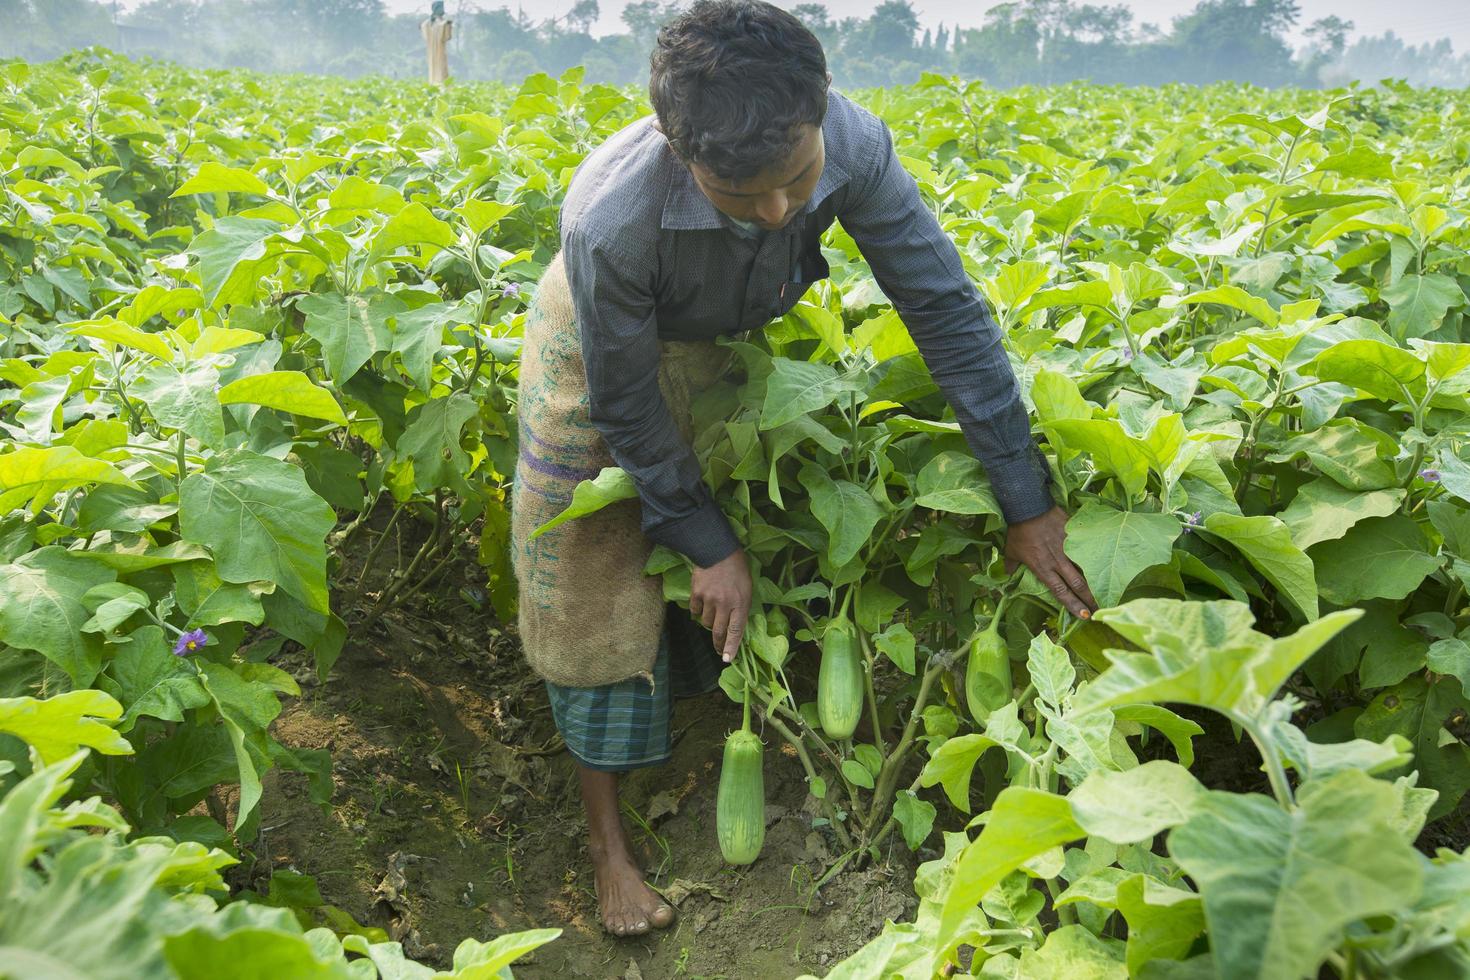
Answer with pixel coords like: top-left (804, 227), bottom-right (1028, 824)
top-left (250, 537), bottom-right (917, 980)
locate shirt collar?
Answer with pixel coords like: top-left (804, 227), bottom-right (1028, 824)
top-left (660, 143), bottom-right (851, 232)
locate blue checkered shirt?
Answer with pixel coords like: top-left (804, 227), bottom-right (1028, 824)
top-left (559, 91), bottom-right (1052, 568)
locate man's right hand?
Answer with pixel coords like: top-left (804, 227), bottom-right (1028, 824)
top-left (690, 548), bottom-right (752, 663)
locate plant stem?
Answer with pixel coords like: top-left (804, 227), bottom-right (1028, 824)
top-left (757, 705), bottom-right (854, 850)
top-left (864, 658), bottom-right (945, 836)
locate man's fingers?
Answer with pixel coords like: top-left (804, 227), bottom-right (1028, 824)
top-left (710, 604), bottom-right (731, 657)
top-left (1038, 565), bottom-right (1089, 620)
top-left (689, 593), bottom-right (705, 620)
top-left (1062, 557), bottom-right (1099, 611)
top-left (722, 606), bottom-right (748, 663)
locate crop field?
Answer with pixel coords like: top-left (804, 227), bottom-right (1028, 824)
top-left (3, 49), bottom-right (1470, 979)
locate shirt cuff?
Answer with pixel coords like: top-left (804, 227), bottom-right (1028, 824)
top-left (650, 497), bottom-right (742, 569)
top-left (986, 444), bottom-right (1055, 525)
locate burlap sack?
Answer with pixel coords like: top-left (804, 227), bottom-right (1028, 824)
top-left (511, 254), bottom-right (730, 688)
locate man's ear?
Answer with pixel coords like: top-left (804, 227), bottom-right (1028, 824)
top-left (825, 71), bottom-right (833, 88)
top-left (651, 117), bottom-right (664, 135)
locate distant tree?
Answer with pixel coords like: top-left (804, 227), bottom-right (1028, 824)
top-left (621, 0), bottom-right (682, 48)
top-left (566, 0), bottom-right (600, 34)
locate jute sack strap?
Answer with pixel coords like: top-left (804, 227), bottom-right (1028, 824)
top-left (511, 253), bottom-right (730, 688)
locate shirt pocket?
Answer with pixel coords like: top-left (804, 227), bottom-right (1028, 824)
top-left (773, 248), bottom-right (831, 319)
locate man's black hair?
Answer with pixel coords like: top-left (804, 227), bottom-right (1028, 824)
top-left (650, 0), bottom-right (829, 182)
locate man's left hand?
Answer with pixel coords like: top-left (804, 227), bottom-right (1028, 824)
top-left (1004, 505), bottom-right (1098, 619)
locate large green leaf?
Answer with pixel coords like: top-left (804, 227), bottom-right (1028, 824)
top-left (1064, 504), bottom-right (1180, 608)
top-left (296, 291), bottom-right (405, 384)
top-left (216, 371), bottom-right (346, 425)
top-left (100, 626), bottom-right (210, 732)
top-left (1077, 599), bottom-right (1359, 718)
top-left (1202, 513), bottom-right (1318, 620)
top-left (0, 446), bottom-right (138, 497)
top-left (913, 452), bottom-right (1001, 516)
top-left (1310, 514), bottom-right (1440, 604)
top-left (1355, 676), bottom-right (1470, 819)
top-left (1168, 770), bottom-right (1424, 980)
top-left (759, 358), bottom-right (861, 430)
top-left (1308, 338), bottom-right (1425, 404)
top-left (1278, 480), bottom-right (1405, 550)
top-left (1382, 273), bottom-right (1464, 339)
top-left (532, 467), bottom-right (638, 539)
top-left (801, 467), bottom-right (885, 567)
top-left (398, 392), bottom-right (480, 494)
top-left (179, 452), bottom-right (334, 614)
top-left (173, 161), bottom-right (271, 197)
top-left (188, 217), bottom-right (283, 308)
top-left (0, 691), bottom-right (131, 764)
top-left (1069, 761), bottom-right (1205, 844)
top-left (1015, 925), bottom-right (1126, 979)
top-left (935, 788), bottom-right (1084, 955)
top-left (0, 548), bottom-right (114, 686)
top-left (131, 361), bottom-right (224, 448)
top-left (1046, 419), bottom-right (1150, 500)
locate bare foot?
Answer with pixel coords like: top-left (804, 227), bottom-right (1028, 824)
top-left (589, 844), bottom-right (675, 937)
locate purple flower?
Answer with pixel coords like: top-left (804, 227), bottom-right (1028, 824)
top-left (173, 628), bottom-right (208, 656)
top-left (503, 282), bottom-right (521, 299)
top-left (1420, 468), bottom-right (1441, 483)
top-left (1181, 510), bottom-right (1203, 534)
top-left (1122, 347), bottom-right (1135, 362)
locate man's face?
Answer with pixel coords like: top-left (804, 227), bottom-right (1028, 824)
top-left (689, 124), bottom-right (825, 232)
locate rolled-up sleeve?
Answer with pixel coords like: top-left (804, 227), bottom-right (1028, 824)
top-left (562, 225), bottom-right (742, 567)
top-left (839, 123), bottom-right (1053, 525)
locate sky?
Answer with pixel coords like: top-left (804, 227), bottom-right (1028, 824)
top-left (373, 0), bottom-right (1470, 51)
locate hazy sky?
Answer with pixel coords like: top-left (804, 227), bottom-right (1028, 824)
top-left (376, 0), bottom-right (1470, 50)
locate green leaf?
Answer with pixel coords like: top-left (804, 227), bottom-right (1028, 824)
top-left (1079, 599), bottom-right (1360, 718)
top-left (0, 690), bottom-right (132, 764)
top-left (1064, 504), bottom-right (1180, 608)
top-left (1016, 925), bottom-right (1126, 980)
top-left (101, 626), bottom-right (209, 731)
top-left (531, 467), bottom-right (637, 539)
top-left (298, 292), bottom-right (404, 385)
top-left (217, 371), bottom-right (346, 425)
top-left (1310, 514), bottom-right (1440, 605)
top-left (936, 788), bottom-right (1084, 955)
top-left (187, 217), bottom-right (283, 308)
top-left (398, 392), bottom-right (479, 494)
top-left (1115, 875), bottom-right (1205, 975)
top-left (0, 548), bottom-right (114, 686)
top-left (132, 361), bottom-right (224, 448)
top-left (1047, 419), bottom-right (1151, 501)
top-left (369, 201), bottom-right (455, 260)
top-left (1308, 338), bottom-right (1425, 404)
top-left (1069, 761), bottom-right (1205, 844)
top-left (1427, 637), bottom-right (1470, 691)
top-left (913, 452), bottom-right (1001, 516)
top-left (802, 468), bottom-right (884, 567)
top-left (445, 927), bottom-right (563, 977)
top-left (759, 358), bottom-right (860, 430)
top-left (69, 317), bottom-right (174, 361)
top-left (1355, 676), bottom-right (1470, 819)
top-left (1177, 285), bottom-right (1279, 327)
top-left (1168, 770), bottom-right (1424, 980)
top-left (173, 161), bottom-right (271, 197)
top-left (892, 791), bottom-right (937, 850)
top-left (841, 758), bottom-right (875, 789)
top-left (1382, 273), bottom-right (1464, 340)
top-left (172, 562), bottom-right (271, 628)
top-left (0, 446), bottom-right (138, 497)
top-left (1278, 480), bottom-right (1406, 550)
top-left (873, 623), bottom-right (916, 675)
top-left (918, 733), bottom-right (999, 812)
top-left (180, 452), bottom-right (335, 614)
top-left (457, 199), bottom-right (519, 238)
top-left (80, 582), bottom-right (151, 634)
top-left (1202, 513), bottom-right (1318, 620)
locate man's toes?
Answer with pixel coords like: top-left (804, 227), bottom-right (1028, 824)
top-left (650, 902), bottom-right (675, 928)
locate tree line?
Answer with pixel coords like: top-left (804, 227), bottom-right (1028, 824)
top-left (3, 0), bottom-right (1468, 89)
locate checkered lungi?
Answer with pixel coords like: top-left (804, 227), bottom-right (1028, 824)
top-left (545, 603), bottom-right (725, 772)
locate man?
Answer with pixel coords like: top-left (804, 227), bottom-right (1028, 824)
top-left (420, 1), bottom-right (452, 85)
top-left (510, 0), bottom-right (1096, 937)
